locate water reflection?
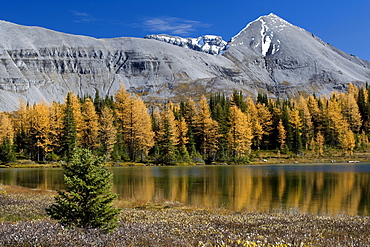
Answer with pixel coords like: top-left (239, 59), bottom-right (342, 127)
top-left (0, 168), bottom-right (64, 190)
top-left (110, 165), bottom-right (370, 215)
top-left (0, 164), bottom-right (369, 215)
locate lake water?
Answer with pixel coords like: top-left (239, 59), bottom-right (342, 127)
top-left (1, 163), bottom-right (369, 216)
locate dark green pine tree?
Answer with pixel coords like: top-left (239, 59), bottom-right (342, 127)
top-left (358, 87), bottom-right (370, 133)
top-left (209, 93), bottom-right (230, 161)
top-left (232, 91), bottom-right (247, 112)
top-left (0, 137), bottom-right (16, 163)
top-left (257, 92), bottom-right (268, 105)
top-left (61, 92), bottom-right (78, 161)
top-left (186, 127), bottom-right (203, 163)
top-left (291, 124), bottom-right (303, 155)
top-left (268, 103), bottom-right (283, 150)
top-left (93, 89), bottom-right (103, 114)
top-left (46, 148), bottom-right (120, 232)
top-left (156, 118), bottom-right (177, 165)
top-left (282, 103), bottom-right (293, 151)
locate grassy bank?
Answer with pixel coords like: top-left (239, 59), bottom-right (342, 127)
top-left (2, 149), bottom-right (370, 168)
top-left (0, 185), bottom-right (369, 246)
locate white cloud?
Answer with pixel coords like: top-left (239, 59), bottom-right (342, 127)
top-left (142, 17), bottom-right (210, 36)
top-left (72, 11), bottom-right (98, 23)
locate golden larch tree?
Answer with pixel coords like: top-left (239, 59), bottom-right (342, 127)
top-left (115, 85), bottom-right (154, 161)
top-left (306, 95), bottom-right (325, 133)
top-left (12, 100), bottom-right (32, 138)
top-left (175, 117), bottom-right (189, 147)
top-left (245, 97), bottom-right (263, 148)
top-left (0, 112), bottom-right (15, 143)
top-left (68, 92), bottom-right (84, 144)
top-left (277, 119), bottom-right (286, 150)
top-left (315, 131), bottom-right (325, 156)
top-left (99, 106), bottom-right (117, 157)
top-left (339, 129), bottom-right (356, 156)
top-left (48, 101), bottom-right (64, 154)
top-left (194, 95), bottom-right (220, 160)
top-left (347, 83), bottom-right (359, 99)
top-left (339, 92), bottom-right (362, 133)
top-left (30, 101), bottom-right (53, 161)
top-left (227, 105), bottom-right (253, 159)
top-left (297, 96), bottom-right (314, 149)
top-left (81, 98), bottom-right (100, 150)
top-left (326, 96), bottom-right (355, 154)
top-left (256, 102), bottom-right (273, 137)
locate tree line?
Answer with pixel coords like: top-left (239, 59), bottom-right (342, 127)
top-left (1, 83), bottom-right (370, 164)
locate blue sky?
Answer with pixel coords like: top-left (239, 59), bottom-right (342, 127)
top-left (1, 0), bottom-right (369, 60)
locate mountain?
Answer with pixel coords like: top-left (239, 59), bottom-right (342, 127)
top-left (225, 13), bottom-right (370, 96)
top-left (0, 13), bottom-right (369, 111)
top-left (145, 34), bottom-right (228, 55)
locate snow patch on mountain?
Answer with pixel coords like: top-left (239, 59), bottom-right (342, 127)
top-left (230, 13), bottom-right (284, 56)
top-left (260, 19), bottom-right (272, 56)
top-left (145, 34), bottom-right (228, 55)
top-left (272, 39), bottom-right (281, 54)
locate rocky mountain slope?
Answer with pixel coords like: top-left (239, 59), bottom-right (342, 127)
top-left (225, 14), bottom-right (370, 96)
top-left (0, 13), bottom-right (369, 111)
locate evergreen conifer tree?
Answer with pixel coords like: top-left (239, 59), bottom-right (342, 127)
top-left (61, 93), bottom-right (78, 161)
top-left (0, 138), bottom-right (16, 163)
top-left (156, 117), bottom-right (178, 164)
top-left (46, 148), bottom-right (120, 231)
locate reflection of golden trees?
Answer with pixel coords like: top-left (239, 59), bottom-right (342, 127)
top-left (168, 169), bottom-right (189, 203)
top-left (0, 169), bottom-right (64, 190)
top-left (2, 166), bottom-right (369, 215)
top-left (112, 167), bottom-right (155, 202)
top-left (111, 166), bottom-right (369, 215)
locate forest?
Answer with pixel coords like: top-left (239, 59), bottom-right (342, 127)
top-left (0, 83), bottom-right (369, 164)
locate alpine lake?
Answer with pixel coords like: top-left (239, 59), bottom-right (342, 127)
top-left (1, 163), bottom-right (369, 216)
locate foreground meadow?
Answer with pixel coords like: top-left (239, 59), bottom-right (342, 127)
top-left (0, 185), bottom-right (369, 246)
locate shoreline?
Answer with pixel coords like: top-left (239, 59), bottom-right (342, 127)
top-left (1, 153), bottom-right (370, 168)
top-left (1, 160), bottom-right (369, 169)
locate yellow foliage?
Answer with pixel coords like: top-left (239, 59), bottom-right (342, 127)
top-left (176, 118), bottom-right (189, 147)
top-left (115, 85), bottom-right (154, 160)
top-left (99, 106), bottom-right (117, 157)
top-left (48, 102), bottom-right (64, 151)
top-left (81, 98), bottom-right (100, 149)
top-left (194, 96), bottom-right (220, 159)
top-left (277, 119), bottom-right (286, 150)
top-left (227, 105), bottom-right (253, 157)
top-left (0, 113), bottom-right (14, 143)
top-left (30, 101), bottom-right (53, 159)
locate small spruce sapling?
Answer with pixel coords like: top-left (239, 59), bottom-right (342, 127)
top-left (46, 148), bottom-right (120, 231)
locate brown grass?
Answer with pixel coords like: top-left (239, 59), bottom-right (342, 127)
top-left (0, 185), bottom-right (370, 246)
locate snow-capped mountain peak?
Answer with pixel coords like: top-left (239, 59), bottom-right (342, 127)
top-left (145, 14), bottom-right (289, 57)
top-left (145, 34), bottom-right (228, 55)
top-left (230, 13), bottom-right (290, 56)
